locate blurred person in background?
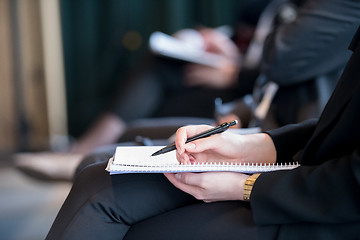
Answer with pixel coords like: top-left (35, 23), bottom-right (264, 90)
top-left (16, 0), bottom-right (360, 181)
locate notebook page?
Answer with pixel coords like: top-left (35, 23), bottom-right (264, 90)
top-left (112, 146), bottom-right (178, 166)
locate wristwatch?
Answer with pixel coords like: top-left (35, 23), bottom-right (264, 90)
top-left (243, 173), bottom-right (261, 201)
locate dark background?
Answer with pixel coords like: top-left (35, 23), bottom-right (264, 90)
top-left (60, 0), bottom-right (242, 138)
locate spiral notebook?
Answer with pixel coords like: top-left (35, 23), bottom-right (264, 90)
top-left (106, 146), bottom-right (300, 174)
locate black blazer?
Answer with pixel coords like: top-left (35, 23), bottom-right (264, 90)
top-left (251, 26), bottom-right (360, 239)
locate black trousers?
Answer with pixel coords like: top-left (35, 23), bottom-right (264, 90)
top-left (46, 153), bottom-right (259, 240)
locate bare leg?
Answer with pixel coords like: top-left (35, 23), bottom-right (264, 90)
top-left (70, 113), bottom-right (126, 155)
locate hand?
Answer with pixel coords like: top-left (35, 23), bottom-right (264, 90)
top-left (174, 125), bottom-right (277, 165)
top-left (164, 171), bottom-right (249, 202)
top-left (175, 124), bottom-right (244, 164)
top-left (183, 28), bottom-right (241, 89)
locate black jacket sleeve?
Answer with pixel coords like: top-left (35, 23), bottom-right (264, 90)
top-left (265, 118), bottom-right (317, 164)
top-left (251, 148), bottom-right (360, 225)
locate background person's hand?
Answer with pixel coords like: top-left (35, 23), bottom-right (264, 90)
top-left (183, 28), bottom-right (241, 89)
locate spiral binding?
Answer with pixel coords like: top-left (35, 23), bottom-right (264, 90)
top-left (108, 158), bottom-right (300, 174)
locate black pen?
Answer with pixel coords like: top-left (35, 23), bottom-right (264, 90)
top-left (151, 120), bottom-right (238, 157)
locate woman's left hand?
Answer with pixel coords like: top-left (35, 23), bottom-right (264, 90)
top-left (164, 171), bottom-right (249, 202)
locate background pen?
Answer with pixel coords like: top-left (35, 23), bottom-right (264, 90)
top-left (151, 120), bottom-right (238, 156)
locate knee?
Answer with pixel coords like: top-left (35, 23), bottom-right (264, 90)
top-left (74, 149), bottom-right (114, 180)
top-left (72, 161), bottom-right (110, 195)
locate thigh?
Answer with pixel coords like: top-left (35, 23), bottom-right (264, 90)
top-left (125, 201), bottom-right (259, 240)
top-left (47, 161), bottom-right (198, 240)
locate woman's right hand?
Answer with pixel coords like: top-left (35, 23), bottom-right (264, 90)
top-left (174, 125), bottom-right (277, 165)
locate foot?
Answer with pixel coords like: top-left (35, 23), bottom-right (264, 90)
top-left (13, 152), bottom-right (84, 182)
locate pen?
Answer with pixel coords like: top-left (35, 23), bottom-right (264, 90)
top-left (151, 120), bottom-right (238, 156)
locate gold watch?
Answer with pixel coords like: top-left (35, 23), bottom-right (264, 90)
top-left (243, 173), bottom-right (261, 201)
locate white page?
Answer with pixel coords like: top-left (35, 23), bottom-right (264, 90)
top-left (112, 146), bottom-right (178, 166)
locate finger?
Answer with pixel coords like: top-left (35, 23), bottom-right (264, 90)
top-left (174, 172), bottom-right (204, 187)
top-left (175, 125), bottom-right (213, 155)
top-left (176, 150), bottom-right (190, 164)
top-left (164, 172), bottom-right (203, 198)
top-left (174, 127), bottom-right (188, 155)
top-left (183, 134), bottom-right (222, 154)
